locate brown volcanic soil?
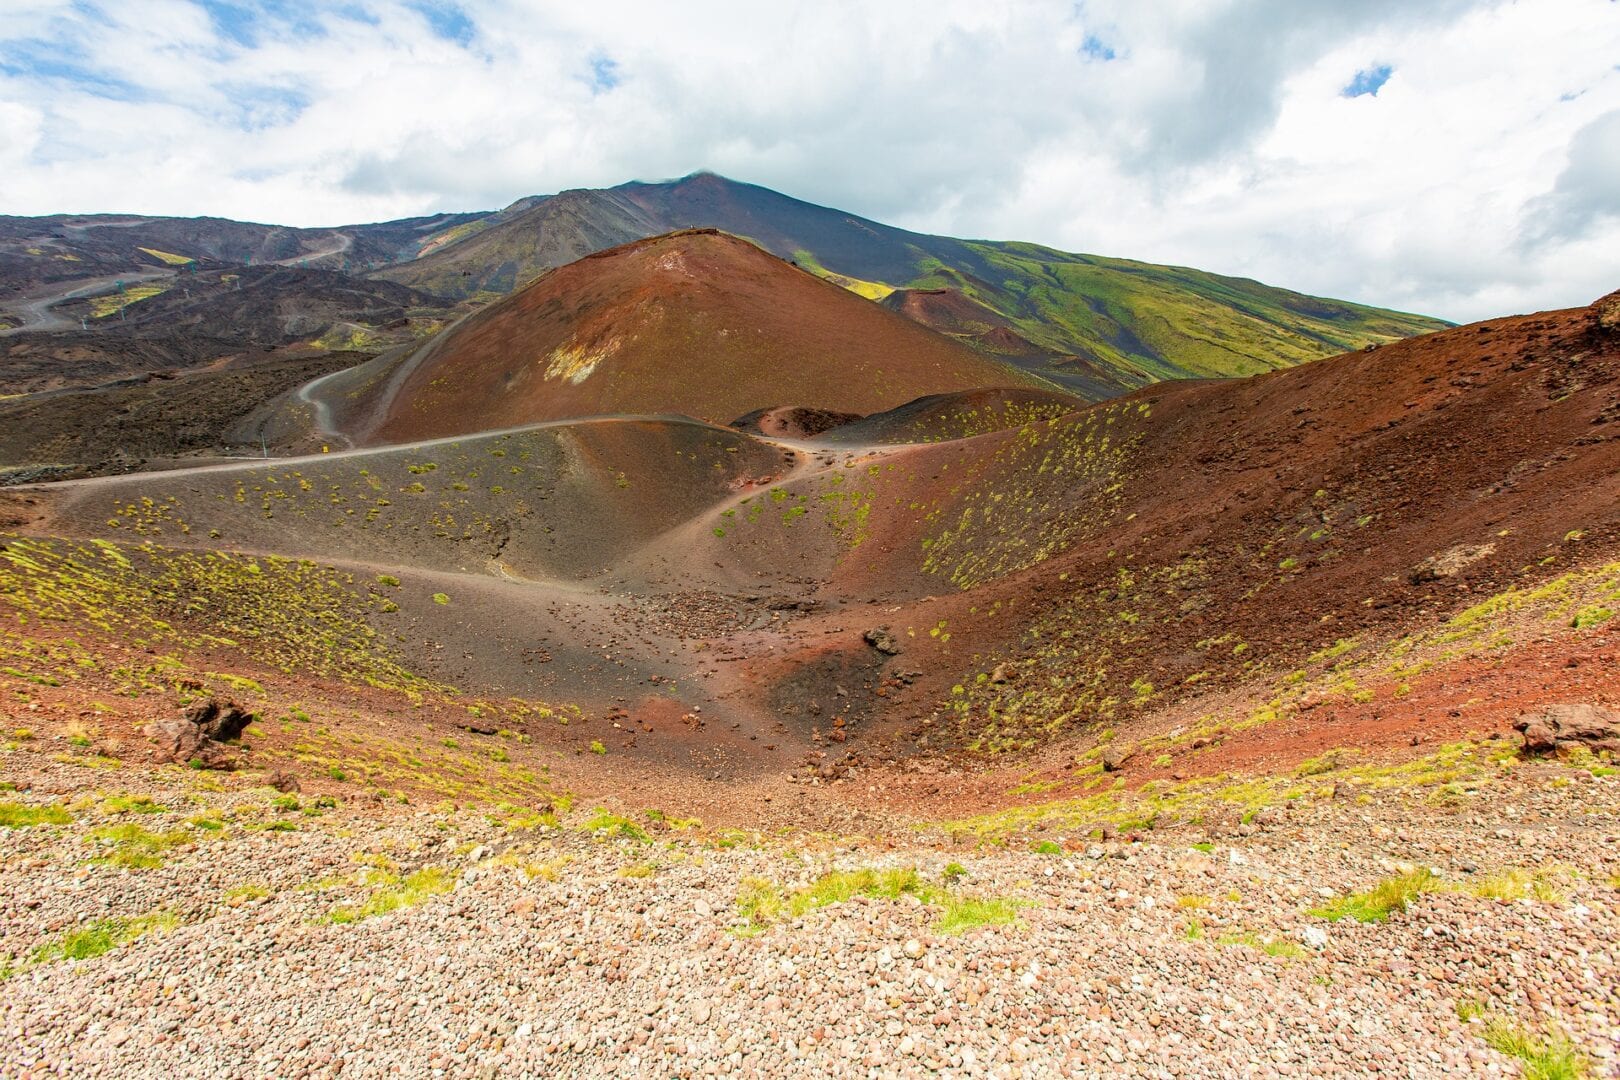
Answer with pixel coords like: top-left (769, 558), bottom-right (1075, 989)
top-left (358, 230), bottom-right (1057, 444)
top-left (881, 287), bottom-right (1020, 338)
top-left (879, 286), bottom-right (1153, 399)
top-left (817, 387), bottom-right (1082, 445)
top-left (731, 405), bottom-right (865, 439)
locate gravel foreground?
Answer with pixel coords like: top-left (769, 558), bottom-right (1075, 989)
top-left (3, 754), bottom-right (1619, 1079)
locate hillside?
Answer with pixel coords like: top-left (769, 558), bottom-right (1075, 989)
top-left (369, 189), bottom-right (663, 300)
top-left (1, 292), bottom-right (1615, 1079)
top-left (11, 290), bottom-right (1615, 769)
top-left (52, 266), bottom-right (451, 346)
top-left (344, 229), bottom-right (1058, 444)
top-left (373, 172), bottom-right (1448, 396)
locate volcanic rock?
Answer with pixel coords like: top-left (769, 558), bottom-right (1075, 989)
top-left (1514, 703), bottom-right (1620, 755)
top-left (184, 698), bottom-right (253, 742)
top-left (1101, 743), bottom-right (1135, 772)
top-left (863, 627), bottom-right (902, 656)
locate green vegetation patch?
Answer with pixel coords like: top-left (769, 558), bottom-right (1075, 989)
top-left (137, 247), bottom-right (194, 266)
top-left (31, 911), bottom-right (180, 964)
top-left (1458, 1003), bottom-right (1590, 1080)
top-left (921, 401), bottom-right (1146, 590)
top-left (581, 810), bottom-right (648, 841)
top-left (736, 866), bottom-right (1024, 936)
top-left (0, 536), bottom-right (431, 696)
top-left (944, 740), bottom-right (1510, 841)
top-left (90, 283), bottom-right (170, 318)
top-left (1213, 929), bottom-right (1307, 960)
top-left (0, 801), bottom-right (72, 827)
top-left (323, 867), bottom-right (455, 924)
top-left (85, 822), bottom-right (192, 869)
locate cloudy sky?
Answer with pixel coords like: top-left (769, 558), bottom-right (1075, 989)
top-left (0, 0), bottom-right (1616, 322)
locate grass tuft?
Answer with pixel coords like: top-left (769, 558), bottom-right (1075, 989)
top-left (1310, 869), bottom-right (1436, 923)
top-left (937, 896), bottom-right (1023, 935)
top-left (736, 865), bottom-right (1023, 935)
top-left (0, 801), bottom-right (72, 828)
top-left (32, 911), bottom-right (179, 963)
top-left (85, 823), bottom-right (191, 869)
top-left (324, 867), bottom-right (454, 924)
top-left (1460, 1007), bottom-right (1590, 1080)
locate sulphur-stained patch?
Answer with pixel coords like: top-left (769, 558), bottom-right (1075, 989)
top-left (542, 337), bottom-right (618, 384)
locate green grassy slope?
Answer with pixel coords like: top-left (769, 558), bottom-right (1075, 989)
top-left (911, 241), bottom-right (1445, 390)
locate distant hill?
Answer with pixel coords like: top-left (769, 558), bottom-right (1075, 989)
top-left (0, 210), bottom-right (482, 297)
top-left (350, 229), bottom-right (1057, 444)
top-left (372, 172), bottom-right (1448, 397)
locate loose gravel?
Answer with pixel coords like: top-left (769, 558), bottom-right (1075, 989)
top-left (3, 753), bottom-right (1619, 1078)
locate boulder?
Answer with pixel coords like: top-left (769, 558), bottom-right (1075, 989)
top-left (862, 627), bottom-right (902, 656)
top-left (1596, 291), bottom-right (1620, 334)
top-left (1100, 743), bottom-right (1135, 772)
top-left (147, 717), bottom-right (206, 764)
top-left (150, 697), bottom-right (252, 769)
top-left (184, 698), bottom-right (252, 742)
top-left (1514, 703), bottom-right (1620, 754)
top-left (268, 770), bottom-right (301, 794)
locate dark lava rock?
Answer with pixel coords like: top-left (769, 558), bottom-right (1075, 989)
top-left (863, 627), bottom-right (902, 656)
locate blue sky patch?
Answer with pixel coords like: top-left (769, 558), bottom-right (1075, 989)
top-left (1343, 64), bottom-right (1393, 98)
top-left (0, 37), bottom-right (148, 102)
top-left (217, 82), bottom-right (310, 129)
top-left (1079, 34), bottom-right (1116, 62)
top-left (589, 55), bottom-right (620, 93)
top-left (408, 2), bottom-right (475, 46)
top-left (193, 1), bottom-right (356, 49)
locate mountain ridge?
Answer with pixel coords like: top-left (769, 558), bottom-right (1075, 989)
top-left (1, 173), bottom-right (1446, 403)
top-left (370, 171), bottom-right (1448, 397)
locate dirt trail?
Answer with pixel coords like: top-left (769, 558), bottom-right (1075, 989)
top-left (0, 270), bottom-right (173, 335)
top-left (273, 232), bottom-right (353, 267)
top-left (295, 367), bottom-right (357, 448)
top-left (14, 413), bottom-right (754, 497)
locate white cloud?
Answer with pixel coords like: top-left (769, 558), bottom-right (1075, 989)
top-left (0, 0), bottom-right (1615, 321)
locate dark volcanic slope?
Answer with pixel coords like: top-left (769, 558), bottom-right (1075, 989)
top-left (359, 230), bottom-right (1059, 444)
top-left (0, 330), bottom-right (244, 396)
top-left (64, 266), bottom-right (450, 346)
top-left (0, 210), bottom-right (484, 297)
top-left (0, 351), bottom-right (369, 478)
top-left (370, 190), bottom-right (662, 299)
top-left (0, 267), bottom-right (454, 398)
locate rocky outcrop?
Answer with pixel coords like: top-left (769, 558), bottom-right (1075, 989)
top-left (147, 697), bottom-right (253, 769)
top-left (1514, 703), bottom-right (1620, 755)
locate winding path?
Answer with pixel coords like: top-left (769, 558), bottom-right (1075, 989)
top-left (294, 367), bottom-right (358, 449)
top-left (0, 270), bottom-right (174, 336)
